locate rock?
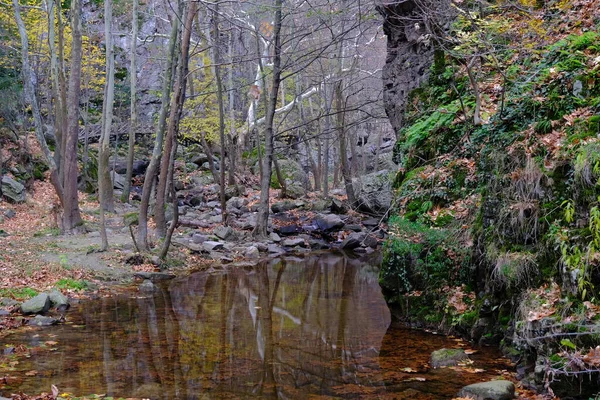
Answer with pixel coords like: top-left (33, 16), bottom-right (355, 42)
top-left (214, 226), bottom-right (235, 240)
top-left (225, 184), bottom-right (245, 200)
top-left (341, 232), bottom-right (364, 250)
top-left (203, 241), bottom-right (224, 252)
top-left (111, 172), bottom-right (127, 190)
top-left (0, 309), bottom-right (10, 316)
top-left (133, 272), bottom-right (176, 282)
top-left (277, 224), bottom-right (301, 235)
top-left (27, 315), bottom-right (58, 326)
top-left (139, 279), bottom-right (157, 293)
top-left (286, 183), bottom-right (305, 199)
top-left (315, 214), bottom-right (345, 231)
top-left (21, 293), bottom-right (51, 315)
top-left (331, 198), bottom-right (347, 214)
top-left (190, 153), bottom-right (210, 166)
top-left (282, 238), bottom-right (306, 247)
top-left (362, 234), bottom-right (378, 248)
top-left (379, 0), bottom-right (437, 132)
top-left (309, 238), bottom-right (330, 250)
top-left (352, 170), bottom-right (393, 215)
top-left (1, 176), bottom-right (26, 203)
top-left (3, 209), bottom-right (16, 219)
top-left (226, 197), bottom-right (248, 210)
top-left (272, 200), bottom-right (304, 213)
top-left (48, 289), bottom-right (69, 310)
top-left (457, 380), bottom-right (515, 400)
top-left (245, 246), bottom-right (260, 258)
top-left (277, 159), bottom-right (308, 189)
top-left (268, 244), bottom-right (285, 254)
top-left (362, 217), bottom-right (380, 227)
top-left (192, 233), bottom-right (208, 244)
top-left (269, 232), bottom-right (281, 242)
top-left (0, 298), bottom-right (18, 308)
top-left (344, 224), bottom-right (363, 232)
top-left (430, 348), bottom-right (469, 368)
top-left (310, 198), bottom-right (331, 212)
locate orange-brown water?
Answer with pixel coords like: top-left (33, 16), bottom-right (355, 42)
top-left (2, 252), bottom-right (512, 399)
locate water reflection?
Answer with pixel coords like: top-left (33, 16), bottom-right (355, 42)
top-left (3, 252), bottom-right (510, 399)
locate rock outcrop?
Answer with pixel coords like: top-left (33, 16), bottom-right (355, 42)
top-left (377, 0), bottom-right (452, 133)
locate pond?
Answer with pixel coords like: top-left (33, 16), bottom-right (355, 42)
top-left (2, 252), bottom-right (512, 399)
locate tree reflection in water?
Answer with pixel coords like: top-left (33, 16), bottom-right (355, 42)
top-left (2, 252), bottom-right (510, 399)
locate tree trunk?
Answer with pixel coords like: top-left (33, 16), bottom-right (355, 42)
top-left (99, 0), bottom-right (116, 250)
top-left (211, 0), bottom-right (228, 225)
top-left (335, 81), bottom-right (357, 207)
top-left (466, 57), bottom-right (482, 126)
top-left (13, 0), bottom-right (63, 201)
top-left (154, 0), bottom-right (196, 238)
top-left (137, 8), bottom-right (180, 250)
top-left (121, 0), bottom-right (138, 203)
top-left (62, 0), bottom-right (84, 233)
top-left (253, 0), bottom-right (283, 238)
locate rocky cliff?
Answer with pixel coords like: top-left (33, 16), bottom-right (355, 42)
top-left (377, 0), bottom-right (449, 133)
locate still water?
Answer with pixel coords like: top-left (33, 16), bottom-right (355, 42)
top-left (2, 252), bottom-right (511, 399)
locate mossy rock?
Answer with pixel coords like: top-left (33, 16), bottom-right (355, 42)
top-left (123, 212), bottom-right (139, 227)
top-left (429, 348), bottom-right (468, 368)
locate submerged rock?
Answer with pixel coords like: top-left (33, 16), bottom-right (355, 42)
top-left (27, 315), bottom-right (58, 326)
top-left (429, 348), bottom-right (468, 368)
top-left (21, 293), bottom-right (51, 315)
top-left (457, 380), bottom-right (515, 400)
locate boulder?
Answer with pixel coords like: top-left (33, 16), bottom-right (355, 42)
top-left (341, 232), bottom-right (364, 250)
top-left (352, 170), bottom-right (393, 215)
top-left (27, 315), bottom-right (58, 326)
top-left (315, 214), bottom-right (345, 231)
top-left (245, 246), bottom-right (260, 259)
top-left (272, 200), bottom-right (304, 213)
top-left (286, 183), bottom-right (305, 199)
top-left (21, 293), bottom-right (51, 315)
top-left (457, 380), bottom-right (515, 400)
top-left (1, 176), bottom-right (26, 203)
top-left (276, 159), bottom-right (308, 189)
top-left (111, 172), bottom-right (127, 190)
top-left (225, 184), bottom-right (245, 200)
top-left (214, 226), bottom-right (235, 240)
top-left (269, 232), bottom-right (282, 242)
top-left (192, 233), bottom-right (208, 244)
top-left (430, 348), bottom-right (469, 368)
top-left (331, 198), bottom-right (348, 214)
top-left (48, 289), bottom-right (69, 310)
top-left (282, 238), bottom-right (306, 247)
top-left (268, 244), bottom-right (285, 254)
top-left (203, 241), bottom-right (225, 252)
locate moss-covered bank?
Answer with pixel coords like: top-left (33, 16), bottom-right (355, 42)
top-left (380, 0), bottom-right (600, 396)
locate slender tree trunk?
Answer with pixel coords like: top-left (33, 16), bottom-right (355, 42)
top-left (253, 0), bottom-right (283, 238)
top-left (56, 0), bottom-right (68, 187)
top-left (466, 57), bottom-right (482, 126)
top-left (45, 0), bottom-right (65, 179)
top-left (211, 0), bottom-right (228, 225)
top-left (62, 0), bottom-right (84, 232)
top-left (335, 81), bottom-right (356, 207)
top-left (13, 0), bottom-right (64, 204)
top-left (121, 0), bottom-right (139, 203)
top-left (155, 0), bottom-right (196, 237)
top-left (137, 9), bottom-right (180, 250)
top-left (227, 31), bottom-right (237, 185)
top-left (99, 0), bottom-right (115, 250)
